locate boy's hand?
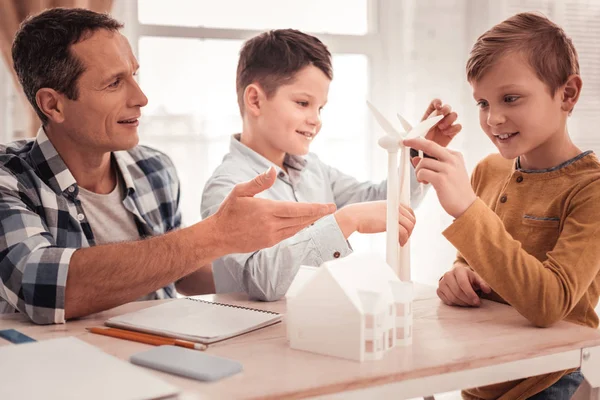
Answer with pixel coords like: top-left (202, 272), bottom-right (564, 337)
top-left (421, 99), bottom-right (462, 148)
top-left (403, 137), bottom-right (476, 218)
top-left (437, 265), bottom-right (492, 307)
top-left (334, 201), bottom-right (416, 245)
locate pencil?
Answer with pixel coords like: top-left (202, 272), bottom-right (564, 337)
top-left (86, 326), bottom-right (207, 351)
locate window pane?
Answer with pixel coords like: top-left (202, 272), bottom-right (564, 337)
top-left (138, 37), bottom-right (369, 225)
top-left (312, 54), bottom-right (370, 181)
top-left (139, 37), bottom-right (242, 138)
top-left (138, 0), bottom-right (369, 35)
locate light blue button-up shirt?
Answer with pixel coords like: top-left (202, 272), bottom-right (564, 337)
top-left (201, 134), bottom-right (427, 301)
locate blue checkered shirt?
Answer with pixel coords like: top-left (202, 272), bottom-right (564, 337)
top-left (0, 129), bottom-right (181, 324)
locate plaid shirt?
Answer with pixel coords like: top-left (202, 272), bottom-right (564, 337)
top-left (0, 128), bottom-right (181, 324)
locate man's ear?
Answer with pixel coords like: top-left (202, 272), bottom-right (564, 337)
top-left (36, 88), bottom-right (66, 123)
top-left (561, 74), bottom-right (582, 114)
top-left (244, 83), bottom-right (266, 117)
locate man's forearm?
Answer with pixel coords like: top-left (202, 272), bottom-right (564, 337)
top-left (175, 264), bottom-right (215, 296)
top-left (65, 217), bottom-right (224, 319)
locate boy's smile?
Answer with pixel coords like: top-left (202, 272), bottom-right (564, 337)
top-left (471, 52), bottom-right (572, 168)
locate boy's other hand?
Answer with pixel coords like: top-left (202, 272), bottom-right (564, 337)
top-left (334, 201), bottom-right (415, 245)
top-left (421, 99), bottom-right (462, 149)
top-left (211, 167), bottom-right (336, 254)
top-left (403, 137), bottom-right (476, 218)
top-left (437, 265), bottom-right (492, 307)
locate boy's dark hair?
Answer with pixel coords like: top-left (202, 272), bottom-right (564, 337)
top-left (236, 29), bottom-right (333, 115)
top-left (12, 7), bottom-right (123, 125)
top-left (467, 12), bottom-right (579, 95)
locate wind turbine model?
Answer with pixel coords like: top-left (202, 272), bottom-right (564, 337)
top-left (367, 101), bottom-right (443, 281)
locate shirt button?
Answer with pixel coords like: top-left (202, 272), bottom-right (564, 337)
top-left (516, 176), bottom-right (523, 183)
top-left (278, 171), bottom-right (285, 178)
top-left (500, 195), bottom-right (508, 203)
top-left (333, 251), bottom-right (341, 258)
top-left (77, 213), bottom-right (85, 221)
top-left (68, 186), bottom-right (75, 193)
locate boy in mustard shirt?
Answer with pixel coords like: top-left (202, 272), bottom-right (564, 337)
top-left (405, 12), bottom-right (600, 400)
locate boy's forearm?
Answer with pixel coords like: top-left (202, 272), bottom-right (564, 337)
top-left (334, 207), bottom-right (357, 238)
top-left (64, 217), bottom-right (226, 319)
top-left (443, 198), bottom-right (600, 327)
top-left (223, 215), bottom-right (351, 301)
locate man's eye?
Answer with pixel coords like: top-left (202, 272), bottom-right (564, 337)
top-left (476, 100), bottom-right (488, 108)
top-left (108, 78), bottom-right (121, 88)
top-left (504, 95), bottom-right (519, 103)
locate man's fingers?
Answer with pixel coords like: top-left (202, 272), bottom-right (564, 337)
top-left (272, 201), bottom-right (336, 218)
top-left (403, 137), bottom-right (451, 162)
top-left (277, 214), bottom-right (323, 229)
top-left (232, 167), bottom-right (277, 197)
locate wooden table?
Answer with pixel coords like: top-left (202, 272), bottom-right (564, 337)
top-left (1, 284), bottom-right (600, 399)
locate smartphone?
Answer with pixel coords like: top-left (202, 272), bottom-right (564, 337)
top-left (0, 329), bottom-right (36, 344)
top-left (130, 345), bottom-right (243, 382)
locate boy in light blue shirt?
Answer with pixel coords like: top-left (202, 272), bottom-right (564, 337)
top-left (202, 29), bottom-right (461, 301)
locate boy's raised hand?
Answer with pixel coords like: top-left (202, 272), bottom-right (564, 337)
top-left (334, 201), bottom-right (416, 245)
top-left (211, 167), bottom-right (336, 254)
top-left (422, 99), bottom-right (462, 149)
top-left (437, 265), bottom-right (492, 307)
top-left (403, 137), bottom-right (476, 218)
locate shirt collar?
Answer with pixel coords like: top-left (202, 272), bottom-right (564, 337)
top-left (229, 133), bottom-right (307, 175)
top-left (515, 150), bottom-right (594, 174)
top-left (29, 127), bottom-right (77, 194)
top-left (113, 150), bottom-right (138, 195)
top-left (30, 127), bottom-right (136, 196)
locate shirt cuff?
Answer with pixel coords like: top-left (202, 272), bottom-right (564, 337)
top-left (442, 198), bottom-right (489, 250)
top-left (308, 214), bottom-right (352, 264)
top-left (23, 247), bottom-right (76, 324)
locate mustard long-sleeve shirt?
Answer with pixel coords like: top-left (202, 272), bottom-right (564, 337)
top-left (442, 151), bottom-right (600, 400)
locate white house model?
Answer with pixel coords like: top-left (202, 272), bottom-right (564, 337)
top-left (286, 254), bottom-right (414, 362)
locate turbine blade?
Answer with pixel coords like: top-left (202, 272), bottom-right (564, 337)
top-left (367, 101), bottom-right (403, 137)
top-left (405, 115), bottom-right (444, 139)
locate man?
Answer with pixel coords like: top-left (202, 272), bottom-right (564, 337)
top-left (0, 8), bottom-right (335, 324)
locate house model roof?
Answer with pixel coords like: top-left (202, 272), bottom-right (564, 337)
top-left (288, 254), bottom-right (408, 314)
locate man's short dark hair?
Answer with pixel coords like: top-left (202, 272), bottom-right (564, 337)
top-left (236, 29), bottom-right (333, 115)
top-left (12, 8), bottom-right (123, 125)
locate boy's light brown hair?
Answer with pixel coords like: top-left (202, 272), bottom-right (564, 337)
top-left (466, 12), bottom-right (579, 95)
top-left (236, 29), bottom-right (333, 115)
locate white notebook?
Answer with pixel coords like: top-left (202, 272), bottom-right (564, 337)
top-left (0, 337), bottom-right (179, 400)
top-left (106, 298), bottom-right (282, 344)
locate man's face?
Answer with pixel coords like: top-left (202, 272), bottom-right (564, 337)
top-left (471, 52), bottom-right (565, 160)
top-left (256, 65), bottom-right (330, 156)
top-left (60, 29), bottom-right (148, 152)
